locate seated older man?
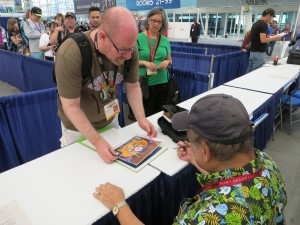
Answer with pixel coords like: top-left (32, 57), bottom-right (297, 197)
top-left (93, 94), bottom-right (287, 225)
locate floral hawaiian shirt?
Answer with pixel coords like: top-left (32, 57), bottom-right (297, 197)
top-left (173, 149), bottom-right (287, 225)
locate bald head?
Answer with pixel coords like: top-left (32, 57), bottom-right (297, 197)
top-left (100, 6), bottom-right (138, 37)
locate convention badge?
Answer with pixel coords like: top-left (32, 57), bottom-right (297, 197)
top-left (146, 68), bottom-right (157, 76)
top-left (104, 99), bottom-right (120, 121)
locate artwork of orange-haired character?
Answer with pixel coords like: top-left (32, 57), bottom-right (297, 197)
top-left (116, 138), bottom-right (149, 158)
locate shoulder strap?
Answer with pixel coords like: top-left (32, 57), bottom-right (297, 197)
top-left (53, 32), bottom-right (92, 85)
top-left (55, 32), bottom-right (92, 83)
top-left (69, 32), bottom-right (92, 82)
top-left (124, 58), bottom-right (132, 77)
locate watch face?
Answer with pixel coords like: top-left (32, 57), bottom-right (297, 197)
top-left (113, 206), bottom-right (119, 216)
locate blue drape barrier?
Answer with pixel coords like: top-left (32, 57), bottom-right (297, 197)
top-left (0, 17), bottom-right (9, 30)
top-left (0, 88), bottom-right (61, 171)
top-left (0, 102), bottom-right (22, 172)
top-left (93, 175), bottom-right (164, 225)
top-left (171, 52), bottom-right (211, 73)
top-left (252, 89), bottom-right (282, 150)
top-left (170, 42), bottom-right (241, 55)
top-left (158, 164), bottom-right (199, 225)
top-left (213, 51), bottom-right (248, 87)
top-left (94, 165), bottom-right (199, 225)
top-left (171, 45), bottom-right (206, 54)
top-left (22, 56), bottom-right (56, 91)
top-left (170, 67), bottom-right (209, 102)
top-left (0, 49), bottom-right (26, 92)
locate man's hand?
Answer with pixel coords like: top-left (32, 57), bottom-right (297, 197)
top-left (93, 182), bottom-right (125, 210)
top-left (55, 26), bottom-right (64, 32)
top-left (137, 117), bottom-right (157, 138)
top-left (93, 136), bottom-right (118, 163)
top-left (176, 141), bottom-right (209, 174)
top-left (176, 141), bottom-right (192, 162)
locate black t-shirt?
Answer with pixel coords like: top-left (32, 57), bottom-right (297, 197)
top-left (8, 30), bottom-right (21, 51)
top-left (250, 20), bottom-right (268, 52)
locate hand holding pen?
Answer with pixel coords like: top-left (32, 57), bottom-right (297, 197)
top-left (175, 141), bottom-right (191, 162)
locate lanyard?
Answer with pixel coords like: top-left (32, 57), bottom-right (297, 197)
top-left (30, 19), bottom-right (42, 33)
top-left (197, 167), bottom-right (264, 193)
top-left (94, 32), bottom-right (118, 98)
top-left (147, 30), bottom-right (160, 62)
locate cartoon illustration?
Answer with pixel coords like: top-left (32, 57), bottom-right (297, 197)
top-left (116, 137), bottom-right (149, 158)
top-left (114, 136), bottom-right (161, 166)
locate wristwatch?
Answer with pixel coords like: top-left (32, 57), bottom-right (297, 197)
top-left (112, 201), bottom-right (128, 216)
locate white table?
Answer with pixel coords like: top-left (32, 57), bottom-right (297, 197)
top-left (0, 142), bottom-right (160, 225)
top-left (225, 61), bottom-right (300, 94)
top-left (179, 85), bottom-right (272, 120)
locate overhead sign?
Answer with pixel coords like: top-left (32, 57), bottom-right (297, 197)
top-left (73, 0), bottom-right (115, 14)
top-left (197, 0), bottom-right (299, 6)
top-left (126, 0), bottom-right (180, 11)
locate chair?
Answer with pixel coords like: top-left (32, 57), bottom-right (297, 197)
top-left (292, 90), bottom-right (300, 99)
top-left (281, 75), bottom-right (300, 134)
top-left (272, 81), bottom-right (295, 140)
top-left (252, 113), bottom-right (269, 131)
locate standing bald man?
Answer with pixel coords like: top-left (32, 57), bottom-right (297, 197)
top-left (55, 7), bottom-right (157, 163)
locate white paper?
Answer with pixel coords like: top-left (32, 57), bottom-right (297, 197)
top-left (279, 32), bottom-right (287, 37)
top-left (0, 201), bottom-right (32, 225)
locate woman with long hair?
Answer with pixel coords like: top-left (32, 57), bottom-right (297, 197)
top-left (7, 18), bottom-right (25, 53)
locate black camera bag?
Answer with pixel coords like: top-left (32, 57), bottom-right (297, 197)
top-left (157, 105), bottom-right (188, 143)
top-left (287, 49), bottom-right (300, 65)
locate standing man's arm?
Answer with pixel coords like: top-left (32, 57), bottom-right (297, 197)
top-left (60, 96), bottom-right (118, 163)
top-left (260, 32), bottom-right (282, 43)
top-left (125, 82), bottom-right (157, 138)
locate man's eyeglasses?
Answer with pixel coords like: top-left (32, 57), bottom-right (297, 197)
top-left (105, 32), bottom-right (137, 54)
top-left (150, 19), bottom-right (163, 25)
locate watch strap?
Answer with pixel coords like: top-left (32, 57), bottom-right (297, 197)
top-left (113, 201), bottom-right (127, 216)
top-left (116, 201), bottom-right (127, 209)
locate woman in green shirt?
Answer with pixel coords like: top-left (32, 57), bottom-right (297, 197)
top-left (137, 7), bottom-right (172, 117)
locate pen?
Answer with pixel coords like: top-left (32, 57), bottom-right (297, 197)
top-left (173, 141), bottom-right (190, 150)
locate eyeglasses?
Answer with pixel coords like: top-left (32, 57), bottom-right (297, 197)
top-left (105, 32), bottom-right (137, 54)
top-left (150, 19), bottom-right (163, 25)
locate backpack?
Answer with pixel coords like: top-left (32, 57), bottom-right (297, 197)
top-left (53, 32), bottom-right (93, 85)
top-left (157, 105), bottom-right (188, 143)
top-left (53, 32), bottom-right (132, 86)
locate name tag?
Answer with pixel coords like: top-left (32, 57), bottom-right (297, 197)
top-left (147, 68), bottom-right (157, 76)
top-left (104, 99), bottom-right (120, 121)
